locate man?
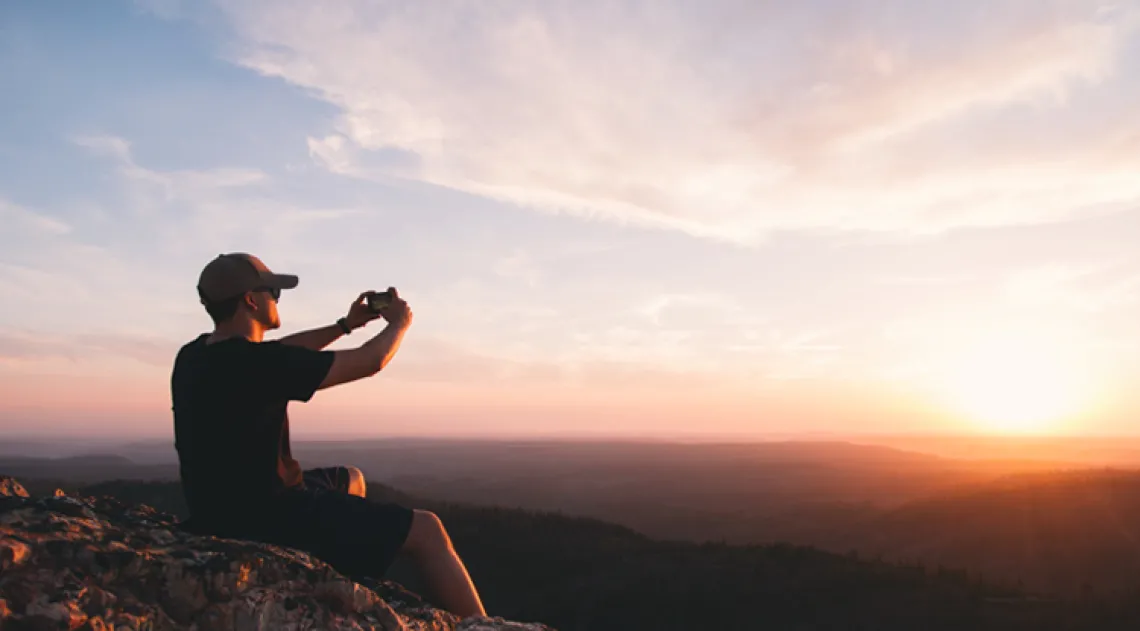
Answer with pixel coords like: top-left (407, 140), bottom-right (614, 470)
top-left (170, 252), bottom-right (485, 618)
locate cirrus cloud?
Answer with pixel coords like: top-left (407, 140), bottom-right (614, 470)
top-left (216, 0), bottom-right (1140, 242)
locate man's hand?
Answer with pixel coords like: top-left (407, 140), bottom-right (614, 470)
top-left (318, 287), bottom-right (414, 390)
top-left (378, 287), bottom-right (413, 329)
top-left (345, 291), bottom-right (384, 330)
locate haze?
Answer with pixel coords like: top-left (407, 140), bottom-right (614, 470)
top-left (3, 1), bottom-right (1140, 441)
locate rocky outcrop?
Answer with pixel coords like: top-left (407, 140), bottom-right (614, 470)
top-left (0, 476), bottom-right (551, 631)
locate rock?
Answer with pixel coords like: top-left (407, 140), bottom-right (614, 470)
top-left (77, 617), bottom-right (109, 631)
top-left (372, 601), bottom-right (407, 631)
top-left (80, 585), bottom-right (115, 617)
top-left (0, 476), bottom-right (554, 631)
top-left (11, 614), bottom-right (60, 631)
top-left (0, 478), bottom-right (27, 499)
top-left (459, 618), bottom-right (560, 631)
top-left (0, 539), bottom-right (31, 571)
top-left (25, 597), bottom-right (87, 629)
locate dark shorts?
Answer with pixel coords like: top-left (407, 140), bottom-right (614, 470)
top-left (302, 466), bottom-right (355, 494)
top-left (185, 466), bottom-right (415, 580)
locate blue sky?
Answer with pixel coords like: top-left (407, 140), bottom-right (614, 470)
top-left (2, 0), bottom-right (1140, 439)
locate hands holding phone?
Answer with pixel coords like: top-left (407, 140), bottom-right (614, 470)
top-left (319, 288), bottom-right (415, 390)
top-left (345, 288), bottom-right (412, 331)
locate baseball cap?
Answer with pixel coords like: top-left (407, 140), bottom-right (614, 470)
top-left (196, 253), bottom-right (299, 304)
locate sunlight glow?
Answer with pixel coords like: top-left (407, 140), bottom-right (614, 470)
top-left (932, 328), bottom-right (1093, 434)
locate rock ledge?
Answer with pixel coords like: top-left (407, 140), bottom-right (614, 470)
top-left (0, 476), bottom-right (551, 631)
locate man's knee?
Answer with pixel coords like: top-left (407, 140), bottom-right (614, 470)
top-left (402, 509), bottom-right (453, 557)
top-left (345, 466), bottom-right (366, 498)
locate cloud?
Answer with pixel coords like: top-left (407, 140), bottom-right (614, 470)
top-left (132, 0), bottom-right (184, 20)
top-left (1003, 262), bottom-right (1140, 314)
top-left (217, 0), bottom-right (1140, 241)
top-left (306, 135), bottom-right (356, 177)
top-left (72, 135), bottom-right (133, 162)
top-left (0, 262), bottom-right (89, 305)
top-left (0, 332), bottom-right (59, 362)
top-left (77, 333), bottom-right (177, 367)
top-left (65, 133), bottom-right (369, 252)
top-left (387, 336), bottom-right (565, 384)
top-left (73, 134), bottom-right (267, 202)
top-left (389, 334), bottom-right (725, 390)
top-left (0, 198), bottom-right (71, 236)
top-left (492, 249), bottom-right (541, 287)
top-left (0, 133), bottom-right (377, 343)
top-left (635, 292), bottom-right (748, 327)
top-left (0, 329), bottom-right (175, 367)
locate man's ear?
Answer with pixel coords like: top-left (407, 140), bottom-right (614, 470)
top-left (243, 292), bottom-right (259, 313)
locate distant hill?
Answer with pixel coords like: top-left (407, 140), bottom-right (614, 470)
top-left (10, 440), bottom-right (1067, 543)
top-left (822, 469), bottom-right (1140, 596)
top-left (286, 439), bottom-right (1071, 544)
top-left (0, 454), bottom-right (135, 467)
top-left (43, 478), bottom-right (1140, 630)
top-left (0, 455), bottom-right (178, 495)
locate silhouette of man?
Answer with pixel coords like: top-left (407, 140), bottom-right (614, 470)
top-left (170, 252), bottom-right (485, 618)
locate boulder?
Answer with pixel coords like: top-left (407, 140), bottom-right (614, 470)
top-left (0, 475), bottom-right (552, 631)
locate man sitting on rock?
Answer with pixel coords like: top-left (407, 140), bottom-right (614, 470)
top-left (170, 252), bottom-right (485, 619)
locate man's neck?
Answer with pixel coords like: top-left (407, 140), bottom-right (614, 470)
top-left (208, 319), bottom-right (265, 344)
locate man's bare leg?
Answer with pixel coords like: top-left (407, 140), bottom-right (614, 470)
top-left (345, 466), bottom-right (367, 498)
top-left (345, 468), bottom-right (480, 614)
top-left (400, 509), bottom-right (485, 618)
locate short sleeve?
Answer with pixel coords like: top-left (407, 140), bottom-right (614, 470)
top-left (248, 341), bottom-right (336, 403)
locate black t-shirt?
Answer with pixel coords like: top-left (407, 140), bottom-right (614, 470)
top-left (170, 334), bottom-right (335, 522)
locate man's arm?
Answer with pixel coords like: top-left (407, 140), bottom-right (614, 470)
top-left (279, 292), bottom-right (380, 351)
top-left (318, 320), bottom-right (410, 390)
top-left (278, 322), bottom-right (347, 351)
top-left (318, 290), bottom-right (414, 390)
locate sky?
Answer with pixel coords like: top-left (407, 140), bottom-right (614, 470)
top-left (2, 0), bottom-right (1140, 441)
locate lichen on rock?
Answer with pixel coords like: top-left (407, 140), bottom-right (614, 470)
top-left (0, 475), bottom-right (553, 631)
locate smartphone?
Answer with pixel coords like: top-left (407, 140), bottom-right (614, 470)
top-left (367, 290), bottom-right (394, 313)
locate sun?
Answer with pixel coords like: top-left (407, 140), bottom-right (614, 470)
top-left (930, 328), bottom-right (1092, 434)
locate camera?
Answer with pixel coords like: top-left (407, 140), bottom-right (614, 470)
top-left (366, 290), bottom-right (395, 313)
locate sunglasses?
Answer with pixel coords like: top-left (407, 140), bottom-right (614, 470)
top-left (253, 286), bottom-right (282, 302)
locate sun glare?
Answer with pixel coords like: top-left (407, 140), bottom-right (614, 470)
top-left (931, 328), bottom-right (1092, 434)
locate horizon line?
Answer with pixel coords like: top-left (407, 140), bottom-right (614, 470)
top-left (6, 429), bottom-right (1140, 443)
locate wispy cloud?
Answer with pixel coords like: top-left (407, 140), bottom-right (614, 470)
top-left (390, 334), bottom-right (720, 390)
top-left (72, 135), bottom-right (133, 162)
top-left (66, 133), bottom-right (370, 254)
top-left (131, 0), bottom-right (184, 20)
top-left (0, 134), bottom-right (375, 341)
top-left (0, 332), bottom-right (57, 362)
top-left (388, 336), bottom-right (565, 384)
top-left (492, 249), bottom-right (541, 288)
top-left (636, 292), bottom-right (747, 326)
top-left (73, 134), bottom-right (267, 206)
top-left (219, 0), bottom-right (1140, 241)
top-left (1003, 262), bottom-right (1140, 314)
top-left (0, 329), bottom-right (175, 367)
top-left (0, 198), bottom-right (71, 236)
